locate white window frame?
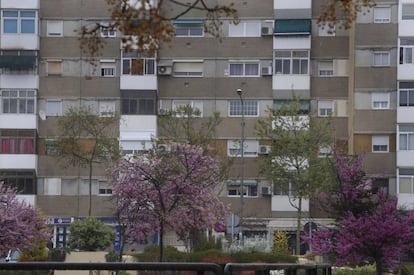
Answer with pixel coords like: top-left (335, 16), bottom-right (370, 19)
top-left (372, 92), bottom-right (390, 109)
top-left (98, 180), bottom-right (112, 196)
top-left (46, 20), bottom-right (63, 37)
top-left (44, 178), bottom-right (62, 195)
top-left (318, 100), bottom-right (333, 117)
top-left (373, 6), bottom-right (391, 23)
top-left (274, 50), bottom-right (309, 75)
top-left (100, 23), bottom-right (116, 38)
top-left (399, 89), bottom-right (414, 107)
top-left (46, 99), bottom-right (62, 116)
top-left (372, 135), bottom-right (389, 153)
top-left (121, 51), bottom-right (156, 75)
top-left (174, 23), bottom-right (204, 37)
top-left (99, 101), bottom-right (116, 117)
top-left (227, 184), bottom-right (258, 197)
top-left (228, 100), bottom-right (259, 117)
top-left (373, 51), bottom-right (390, 67)
top-left (2, 10), bottom-right (37, 34)
top-left (229, 20), bottom-right (261, 37)
top-left (1, 90), bottom-right (36, 114)
top-left (318, 61), bottom-right (334, 76)
top-left (100, 59), bottom-right (116, 77)
top-left (227, 139), bottom-right (259, 157)
top-left (399, 125), bottom-right (414, 151)
top-left (172, 100), bottom-right (203, 117)
top-left (173, 61), bottom-right (203, 77)
top-left (228, 62), bottom-right (260, 77)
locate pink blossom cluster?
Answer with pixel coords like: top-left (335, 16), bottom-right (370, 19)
top-left (0, 183), bottom-right (51, 255)
top-left (110, 144), bottom-right (229, 244)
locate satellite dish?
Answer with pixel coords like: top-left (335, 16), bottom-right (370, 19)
top-left (39, 110), bottom-right (46, 121)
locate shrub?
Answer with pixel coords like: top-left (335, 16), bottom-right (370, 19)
top-left (332, 264), bottom-right (376, 275)
top-left (133, 245), bottom-right (187, 262)
top-left (68, 217), bottom-right (115, 251)
top-left (48, 247), bottom-right (67, 262)
top-left (231, 252), bottom-right (296, 263)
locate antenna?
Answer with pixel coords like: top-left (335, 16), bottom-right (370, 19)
top-left (39, 110), bottom-right (46, 121)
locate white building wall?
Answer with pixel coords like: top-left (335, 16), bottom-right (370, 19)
top-left (0, 114), bottom-right (37, 129)
top-left (0, 155), bottom-right (37, 171)
top-left (271, 196), bottom-right (309, 212)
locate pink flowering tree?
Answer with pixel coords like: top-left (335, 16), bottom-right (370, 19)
top-left (111, 143), bottom-right (228, 261)
top-left (306, 154), bottom-right (414, 275)
top-left (0, 183), bottom-right (51, 255)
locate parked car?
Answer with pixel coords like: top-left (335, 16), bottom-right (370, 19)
top-left (5, 249), bottom-right (20, 263)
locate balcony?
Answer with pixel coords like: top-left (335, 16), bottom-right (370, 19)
top-left (273, 74), bottom-right (310, 90)
top-left (1, 0), bottom-right (39, 9)
top-left (120, 75), bottom-right (157, 90)
top-left (0, 114), bottom-right (37, 129)
top-left (0, 154), bottom-right (37, 171)
top-left (397, 107), bottom-right (414, 123)
top-left (271, 195), bottom-right (309, 212)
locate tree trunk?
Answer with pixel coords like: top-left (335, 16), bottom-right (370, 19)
top-left (296, 197), bottom-right (302, 255)
top-left (88, 162), bottom-right (93, 216)
top-left (376, 261), bottom-right (382, 275)
top-left (159, 221), bottom-right (164, 262)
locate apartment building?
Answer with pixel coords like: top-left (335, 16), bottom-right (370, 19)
top-left (0, 0), bottom-right (404, 251)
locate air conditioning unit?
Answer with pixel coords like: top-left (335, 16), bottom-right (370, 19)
top-left (261, 66), bottom-right (272, 76)
top-left (258, 145), bottom-right (271, 154)
top-left (158, 144), bottom-right (171, 152)
top-left (261, 26), bottom-right (273, 36)
top-left (157, 65), bottom-right (172, 75)
top-left (158, 108), bottom-right (168, 116)
top-left (261, 186), bottom-right (271, 196)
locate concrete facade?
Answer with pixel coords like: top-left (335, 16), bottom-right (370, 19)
top-left (0, 0), bottom-right (404, 251)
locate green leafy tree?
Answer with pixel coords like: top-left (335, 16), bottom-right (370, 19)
top-left (256, 98), bottom-right (335, 255)
top-left (57, 106), bottom-right (120, 216)
top-left (272, 230), bottom-right (290, 256)
top-left (68, 217), bottom-right (115, 251)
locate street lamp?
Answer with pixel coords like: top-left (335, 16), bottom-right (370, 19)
top-left (236, 88), bottom-right (245, 245)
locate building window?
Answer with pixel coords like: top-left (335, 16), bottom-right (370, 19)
top-left (274, 182), bottom-right (297, 196)
top-left (46, 20), bottom-right (63, 36)
top-left (0, 170), bottom-right (36, 194)
top-left (1, 90), bottom-right (36, 114)
top-left (0, 129), bottom-right (36, 154)
top-left (174, 20), bottom-right (204, 37)
top-left (399, 125), bottom-right (414, 150)
top-left (100, 23), bottom-right (116, 37)
top-left (273, 99), bottom-right (310, 114)
top-left (274, 50), bottom-right (309, 75)
top-left (47, 60), bottom-right (62, 75)
top-left (99, 101), bottom-right (116, 117)
top-left (372, 92), bottom-right (390, 109)
top-left (373, 51), bottom-right (390, 67)
top-left (400, 89), bottom-right (414, 106)
top-left (374, 7), bottom-right (391, 23)
top-left (121, 90), bottom-right (156, 115)
top-left (2, 10), bottom-right (37, 34)
top-left (402, 4), bottom-right (414, 20)
top-left (98, 181), bottom-right (112, 195)
top-left (0, 50), bottom-right (37, 73)
top-left (318, 100), bottom-right (333, 117)
top-left (227, 139), bottom-right (259, 157)
top-left (400, 38), bottom-right (414, 64)
top-left (399, 177), bottom-right (414, 193)
top-left (227, 183), bottom-right (258, 197)
top-left (46, 100), bottom-right (62, 116)
top-left (228, 100), bottom-right (258, 117)
top-left (318, 61), bottom-right (334, 76)
top-left (173, 61), bottom-right (203, 77)
top-left (45, 139), bottom-right (59, 156)
top-left (372, 135), bottom-right (389, 152)
top-left (229, 20), bottom-right (261, 37)
top-left (122, 51), bottom-right (155, 75)
top-left (100, 60), bottom-right (116, 77)
top-left (172, 100), bottom-right (203, 117)
top-left (229, 62), bottom-right (259, 77)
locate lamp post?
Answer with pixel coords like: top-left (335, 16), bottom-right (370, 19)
top-left (236, 88), bottom-right (245, 245)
